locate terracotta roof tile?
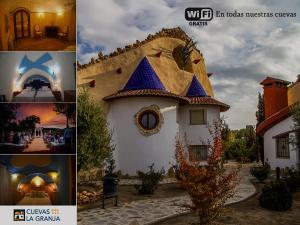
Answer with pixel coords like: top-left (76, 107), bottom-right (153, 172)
top-left (256, 106), bottom-right (291, 136)
top-left (103, 89), bottom-right (190, 103)
top-left (188, 97), bottom-right (230, 112)
top-left (104, 90), bottom-right (230, 112)
top-left (260, 76), bottom-right (290, 86)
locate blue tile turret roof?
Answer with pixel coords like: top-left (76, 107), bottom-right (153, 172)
top-left (123, 57), bottom-right (166, 91)
top-left (186, 75), bottom-right (207, 97)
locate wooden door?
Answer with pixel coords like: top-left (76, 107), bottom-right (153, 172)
top-left (14, 10), bottom-right (30, 39)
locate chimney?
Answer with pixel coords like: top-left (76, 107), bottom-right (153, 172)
top-left (260, 76), bottom-right (290, 118)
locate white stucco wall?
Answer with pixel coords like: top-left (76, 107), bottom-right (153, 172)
top-left (107, 97), bottom-right (179, 175)
top-left (178, 105), bottom-right (220, 145)
top-left (107, 98), bottom-right (222, 175)
top-left (264, 116), bottom-right (299, 169)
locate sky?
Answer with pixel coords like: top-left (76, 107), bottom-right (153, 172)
top-left (77, 0), bottom-right (300, 129)
top-left (16, 103), bottom-right (66, 126)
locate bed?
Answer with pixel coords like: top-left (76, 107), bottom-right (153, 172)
top-left (17, 191), bottom-right (52, 205)
top-left (13, 87), bottom-right (35, 102)
top-left (35, 86), bottom-right (56, 102)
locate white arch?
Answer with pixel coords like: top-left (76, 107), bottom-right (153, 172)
top-left (14, 69), bottom-right (61, 92)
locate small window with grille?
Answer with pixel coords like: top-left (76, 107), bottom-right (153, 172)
top-left (276, 135), bottom-right (290, 158)
top-left (189, 145), bottom-right (208, 161)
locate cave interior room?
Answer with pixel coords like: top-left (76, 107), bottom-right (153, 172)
top-left (0, 0), bottom-right (76, 51)
top-left (0, 155), bottom-right (76, 205)
top-left (0, 52), bottom-right (76, 103)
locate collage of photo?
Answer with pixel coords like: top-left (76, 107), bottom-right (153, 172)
top-left (0, 0), bottom-right (299, 225)
top-left (0, 0), bottom-right (76, 206)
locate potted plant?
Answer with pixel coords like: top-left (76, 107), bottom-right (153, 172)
top-left (102, 154), bottom-right (119, 208)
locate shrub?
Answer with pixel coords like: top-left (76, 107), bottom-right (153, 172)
top-left (285, 168), bottom-right (300, 193)
top-left (175, 122), bottom-right (240, 225)
top-left (225, 137), bottom-right (257, 163)
top-left (172, 164), bottom-right (181, 181)
top-left (135, 164), bottom-right (164, 194)
top-left (77, 87), bottom-right (114, 172)
top-left (250, 163), bottom-right (270, 182)
top-left (259, 181), bottom-right (293, 211)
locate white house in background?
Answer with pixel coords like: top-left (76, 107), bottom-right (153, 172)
top-left (103, 57), bottom-right (229, 175)
top-left (257, 76), bottom-right (300, 169)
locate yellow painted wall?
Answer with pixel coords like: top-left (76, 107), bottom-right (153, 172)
top-left (0, 0), bottom-right (75, 49)
top-left (0, 1), bottom-right (13, 50)
top-left (78, 37), bottom-right (214, 112)
top-left (288, 80), bottom-right (300, 106)
top-left (28, 9), bottom-right (76, 41)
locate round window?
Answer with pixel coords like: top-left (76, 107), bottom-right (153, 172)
top-left (135, 105), bottom-right (164, 136)
top-left (138, 110), bottom-right (159, 130)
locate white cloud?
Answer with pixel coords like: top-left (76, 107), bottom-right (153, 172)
top-left (78, 0), bottom-right (300, 129)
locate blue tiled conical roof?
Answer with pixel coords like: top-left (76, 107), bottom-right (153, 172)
top-left (186, 75), bottom-right (207, 97)
top-left (123, 57), bottom-right (166, 91)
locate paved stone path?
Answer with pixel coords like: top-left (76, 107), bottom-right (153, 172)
top-left (87, 178), bottom-right (178, 187)
top-left (119, 178), bottom-right (177, 186)
top-left (78, 166), bottom-right (256, 225)
top-left (24, 137), bottom-right (49, 152)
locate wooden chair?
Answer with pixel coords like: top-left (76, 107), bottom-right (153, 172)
top-left (57, 26), bottom-right (68, 41)
top-left (34, 25), bottom-right (43, 39)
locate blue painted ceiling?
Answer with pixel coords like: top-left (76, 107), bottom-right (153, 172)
top-left (0, 156), bottom-right (59, 174)
top-left (19, 173), bottom-right (54, 184)
top-left (17, 53), bottom-right (57, 81)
